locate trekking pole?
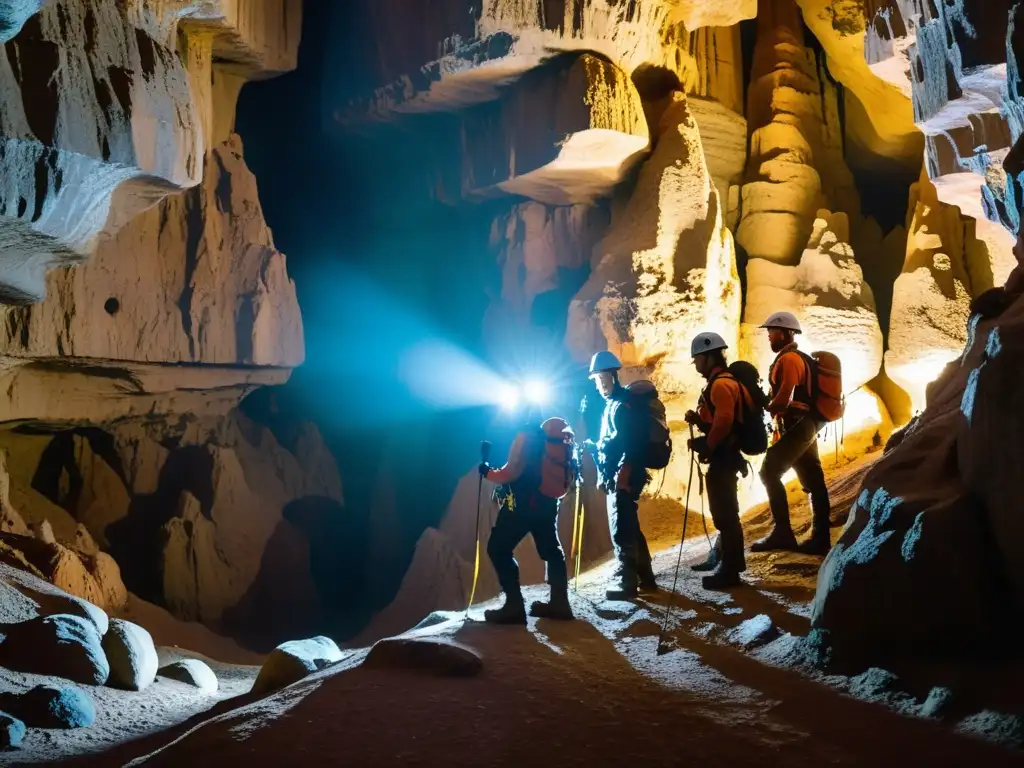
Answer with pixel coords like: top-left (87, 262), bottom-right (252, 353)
top-left (657, 424), bottom-right (697, 656)
top-left (574, 487), bottom-right (586, 589)
top-left (466, 440), bottom-right (491, 617)
top-left (568, 476), bottom-right (583, 593)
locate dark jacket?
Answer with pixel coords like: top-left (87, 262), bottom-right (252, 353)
top-left (596, 385), bottom-right (645, 489)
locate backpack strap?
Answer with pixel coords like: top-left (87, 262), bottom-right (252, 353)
top-left (770, 348), bottom-right (813, 404)
top-left (701, 371), bottom-right (743, 424)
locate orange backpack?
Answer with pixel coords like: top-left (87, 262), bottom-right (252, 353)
top-left (797, 350), bottom-right (845, 422)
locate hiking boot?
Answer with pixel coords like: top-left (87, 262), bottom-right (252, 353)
top-left (605, 584), bottom-right (638, 601)
top-left (530, 593), bottom-right (574, 621)
top-left (750, 526), bottom-right (798, 553)
top-left (797, 529), bottom-right (832, 556)
top-left (690, 544), bottom-right (720, 572)
top-left (701, 569), bottom-right (742, 590)
top-left (484, 599), bottom-right (527, 625)
top-left (639, 578), bottom-right (659, 593)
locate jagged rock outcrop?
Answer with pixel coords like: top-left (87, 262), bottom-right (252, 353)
top-left (862, 0), bottom-right (1015, 273)
top-left (812, 269), bottom-right (1024, 667)
top-left (334, 0), bottom-right (757, 123)
top-left (0, 0), bottom-right (202, 303)
top-left (798, 0), bottom-right (923, 173)
top-left (0, 133), bottom-right (303, 367)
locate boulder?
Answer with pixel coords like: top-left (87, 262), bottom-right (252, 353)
top-left (0, 711), bottom-right (24, 749)
top-left (251, 636), bottom-right (344, 695)
top-left (0, 561), bottom-right (108, 634)
top-left (0, 685), bottom-right (95, 729)
top-left (363, 638), bottom-right (483, 678)
top-left (102, 619), bottom-right (158, 691)
top-left (726, 615), bottom-right (779, 650)
top-left (159, 659), bottom-right (218, 694)
top-left (0, 614), bottom-right (109, 686)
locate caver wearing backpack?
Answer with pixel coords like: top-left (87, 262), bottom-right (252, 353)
top-left (753, 311), bottom-right (840, 556)
top-left (684, 331), bottom-right (769, 589)
top-left (479, 411), bottom-right (579, 624)
top-left (586, 351), bottom-right (672, 601)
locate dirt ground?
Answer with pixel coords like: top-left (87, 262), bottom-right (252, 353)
top-left (47, 451), bottom-right (1022, 767)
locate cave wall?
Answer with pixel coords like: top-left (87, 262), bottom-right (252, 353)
top-left (0, 0), bottom-right (342, 652)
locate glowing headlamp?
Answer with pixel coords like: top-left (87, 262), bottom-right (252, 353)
top-left (498, 378), bottom-right (550, 411)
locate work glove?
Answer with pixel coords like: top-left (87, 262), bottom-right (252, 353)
top-left (582, 439), bottom-right (597, 456)
top-left (687, 436), bottom-right (710, 464)
top-left (684, 409), bottom-right (700, 425)
top-left (478, 462), bottom-right (490, 478)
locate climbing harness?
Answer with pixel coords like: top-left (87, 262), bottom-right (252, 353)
top-left (466, 440), bottom-right (491, 617)
top-left (657, 424), bottom-right (697, 655)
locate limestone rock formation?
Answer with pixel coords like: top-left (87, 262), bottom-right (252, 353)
top-left (0, 0), bottom-right (337, 655)
top-left (862, 0), bottom-right (1015, 276)
top-left (798, 0), bottom-right (923, 173)
top-left (568, 92), bottom-right (740, 394)
top-left (0, 0), bottom-right (201, 303)
top-left (0, 133), bottom-right (303, 367)
top-left (459, 53), bottom-right (648, 205)
top-left (742, 211), bottom-right (884, 401)
top-left (885, 173), bottom-right (976, 412)
top-left (0, 560), bottom-right (109, 634)
top-left (336, 0), bottom-right (758, 122)
top-left (737, 0), bottom-right (859, 267)
top-left (483, 201), bottom-right (608, 357)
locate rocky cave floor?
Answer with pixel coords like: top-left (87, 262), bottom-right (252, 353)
top-left (3, 454), bottom-right (1022, 766)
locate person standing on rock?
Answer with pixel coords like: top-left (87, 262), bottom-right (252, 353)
top-left (684, 332), bottom-right (753, 589)
top-left (478, 411), bottom-right (577, 624)
top-left (754, 312), bottom-right (832, 555)
top-left (585, 351), bottom-right (658, 600)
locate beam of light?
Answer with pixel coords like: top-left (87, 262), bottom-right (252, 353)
top-left (398, 339), bottom-right (513, 409)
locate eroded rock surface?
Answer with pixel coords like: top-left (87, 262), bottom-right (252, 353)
top-left (335, 0), bottom-right (758, 122)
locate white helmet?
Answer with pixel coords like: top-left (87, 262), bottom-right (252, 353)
top-left (690, 331), bottom-right (728, 357)
top-left (759, 311), bottom-right (802, 333)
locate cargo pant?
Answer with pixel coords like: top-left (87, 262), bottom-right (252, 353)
top-left (759, 414), bottom-right (831, 533)
top-left (608, 487), bottom-right (655, 590)
top-left (487, 494), bottom-right (567, 603)
top-left (705, 450), bottom-right (747, 574)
